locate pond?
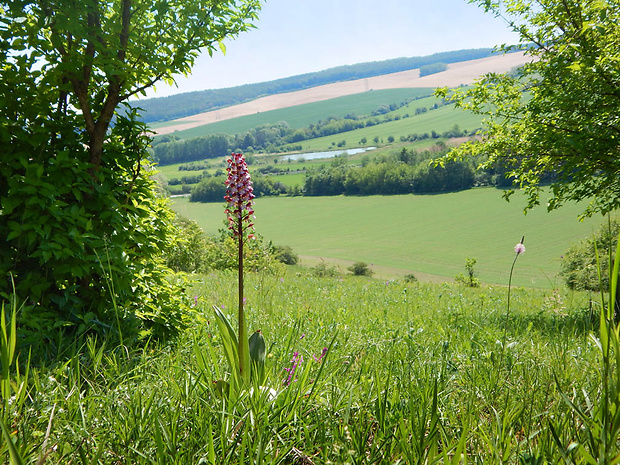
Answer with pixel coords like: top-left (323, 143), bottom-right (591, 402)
top-left (280, 146), bottom-right (377, 162)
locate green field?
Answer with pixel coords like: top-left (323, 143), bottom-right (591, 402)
top-left (171, 188), bottom-right (607, 288)
top-left (152, 97), bottom-right (481, 166)
top-left (151, 88), bottom-right (435, 139)
top-left (155, 138), bottom-right (449, 184)
top-left (9, 269), bottom-right (615, 463)
top-left (292, 104), bottom-right (482, 152)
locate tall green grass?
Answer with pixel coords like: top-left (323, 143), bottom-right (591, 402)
top-left (171, 189), bottom-right (606, 288)
top-left (2, 270), bottom-right (616, 463)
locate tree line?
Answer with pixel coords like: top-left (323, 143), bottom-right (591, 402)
top-left (188, 148), bottom-right (517, 202)
top-left (301, 151), bottom-right (476, 196)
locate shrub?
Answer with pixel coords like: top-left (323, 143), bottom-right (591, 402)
top-left (312, 260), bottom-right (342, 277)
top-left (560, 219), bottom-right (620, 291)
top-left (0, 114), bottom-right (190, 348)
top-left (348, 262), bottom-right (373, 277)
top-left (455, 258), bottom-right (480, 287)
top-left (204, 232), bottom-right (282, 275)
top-left (165, 216), bottom-right (211, 273)
top-left (274, 245), bottom-right (299, 265)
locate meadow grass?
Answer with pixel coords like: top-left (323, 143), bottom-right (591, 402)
top-left (267, 171), bottom-right (306, 188)
top-left (3, 271), bottom-right (614, 463)
top-left (171, 189), bottom-right (607, 288)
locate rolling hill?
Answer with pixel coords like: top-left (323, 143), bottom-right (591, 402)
top-left (152, 51), bottom-right (529, 137)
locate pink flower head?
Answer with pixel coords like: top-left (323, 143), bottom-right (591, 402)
top-left (514, 243), bottom-right (526, 255)
top-left (284, 351), bottom-right (303, 385)
top-left (224, 153), bottom-right (255, 237)
top-left (314, 347), bottom-right (328, 363)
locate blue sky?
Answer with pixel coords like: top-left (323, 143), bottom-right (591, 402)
top-left (144, 0), bottom-right (519, 98)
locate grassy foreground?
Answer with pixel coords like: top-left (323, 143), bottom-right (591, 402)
top-left (2, 271), bottom-right (613, 463)
top-left (171, 189), bottom-right (606, 288)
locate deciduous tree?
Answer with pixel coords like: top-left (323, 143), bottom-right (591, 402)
top-left (0, 0), bottom-right (260, 346)
top-left (437, 0), bottom-right (620, 216)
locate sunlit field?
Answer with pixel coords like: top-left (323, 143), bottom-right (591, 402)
top-left (171, 189), bottom-right (606, 288)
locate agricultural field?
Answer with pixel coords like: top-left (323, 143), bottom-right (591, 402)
top-left (150, 91), bottom-right (478, 157)
top-left (291, 104), bottom-right (482, 153)
top-left (154, 138), bottom-right (447, 186)
top-left (170, 189), bottom-right (608, 288)
top-left (152, 88), bottom-right (436, 140)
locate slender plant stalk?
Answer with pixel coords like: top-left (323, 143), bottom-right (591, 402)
top-left (224, 152), bottom-right (254, 383)
top-left (502, 237), bottom-right (525, 360)
top-left (237, 215), bottom-right (247, 379)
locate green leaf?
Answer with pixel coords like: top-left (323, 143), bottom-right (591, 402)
top-left (0, 419), bottom-right (24, 465)
top-left (248, 330), bottom-right (265, 383)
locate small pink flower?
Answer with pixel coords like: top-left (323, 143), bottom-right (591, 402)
top-left (514, 243), bottom-right (526, 255)
top-left (284, 351), bottom-right (303, 385)
top-left (314, 347), bottom-right (328, 363)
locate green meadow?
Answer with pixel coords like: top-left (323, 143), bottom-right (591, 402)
top-left (152, 88), bottom-right (436, 139)
top-left (170, 189), bottom-right (606, 288)
top-left (292, 104), bottom-right (482, 153)
top-left (6, 269), bottom-right (614, 463)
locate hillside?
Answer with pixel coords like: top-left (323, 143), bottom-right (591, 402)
top-left (153, 51), bottom-right (529, 137)
top-left (135, 48), bottom-right (507, 123)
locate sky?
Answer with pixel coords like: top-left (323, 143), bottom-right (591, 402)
top-left (143, 0), bottom-right (519, 99)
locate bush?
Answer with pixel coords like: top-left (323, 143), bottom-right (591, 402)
top-left (165, 217), bottom-right (211, 273)
top-left (455, 258), bottom-right (480, 287)
top-left (0, 112), bottom-right (190, 348)
top-left (202, 232), bottom-right (283, 275)
top-left (348, 262), bottom-right (373, 277)
top-left (274, 245), bottom-right (299, 265)
top-left (312, 260), bottom-right (342, 277)
top-left (560, 219), bottom-right (620, 291)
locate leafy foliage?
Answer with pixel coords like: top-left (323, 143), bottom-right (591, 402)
top-left (0, 0), bottom-right (260, 346)
top-left (560, 219), bottom-right (619, 292)
top-left (273, 245), bottom-right (299, 265)
top-left (164, 218), bottom-right (282, 275)
top-left (348, 261), bottom-right (374, 277)
top-left (455, 257), bottom-right (481, 287)
top-left (189, 173), bottom-right (287, 202)
top-left (437, 0), bottom-right (620, 216)
top-left (419, 62), bottom-right (448, 77)
top-left (303, 149), bottom-right (476, 196)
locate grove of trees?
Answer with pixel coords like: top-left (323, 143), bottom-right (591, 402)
top-left (302, 151), bottom-right (477, 197)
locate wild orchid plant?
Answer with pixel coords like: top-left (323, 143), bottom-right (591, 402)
top-left (212, 153), bottom-right (265, 394)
